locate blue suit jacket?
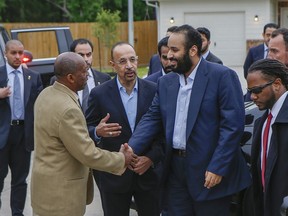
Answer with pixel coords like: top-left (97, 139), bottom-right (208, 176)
top-left (145, 70), bottom-right (163, 83)
top-left (129, 59), bottom-right (251, 201)
top-left (86, 77), bottom-right (163, 193)
top-left (148, 54), bottom-right (162, 76)
top-left (0, 65), bottom-right (43, 151)
top-left (243, 44), bottom-right (265, 78)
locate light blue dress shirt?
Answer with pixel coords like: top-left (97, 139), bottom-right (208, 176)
top-left (116, 76), bottom-right (138, 132)
top-left (6, 63), bottom-right (25, 120)
top-left (172, 60), bottom-right (201, 150)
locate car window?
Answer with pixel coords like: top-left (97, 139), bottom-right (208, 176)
top-left (17, 31), bottom-right (59, 59)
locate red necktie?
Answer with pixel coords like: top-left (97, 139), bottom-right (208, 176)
top-left (262, 112), bottom-right (273, 191)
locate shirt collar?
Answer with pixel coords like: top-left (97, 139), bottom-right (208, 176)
top-left (87, 68), bottom-right (93, 77)
top-left (270, 91), bottom-right (288, 119)
top-left (116, 76), bottom-right (138, 92)
top-left (6, 63), bottom-right (23, 75)
top-left (178, 58), bottom-right (201, 87)
top-left (202, 50), bottom-right (210, 59)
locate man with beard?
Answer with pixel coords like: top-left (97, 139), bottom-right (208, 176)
top-left (147, 26), bottom-right (178, 76)
top-left (86, 42), bottom-right (163, 216)
top-left (247, 59), bottom-right (288, 216)
top-left (128, 24), bottom-right (251, 215)
top-left (197, 27), bottom-right (223, 65)
top-left (146, 36), bottom-right (174, 83)
top-left (244, 23), bottom-right (279, 79)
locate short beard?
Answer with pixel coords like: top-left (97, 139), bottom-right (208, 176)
top-left (173, 51), bottom-right (192, 75)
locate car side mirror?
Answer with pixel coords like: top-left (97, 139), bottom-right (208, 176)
top-left (22, 50), bottom-right (33, 63)
top-left (240, 131), bottom-right (252, 146)
top-left (245, 114), bottom-right (254, 125)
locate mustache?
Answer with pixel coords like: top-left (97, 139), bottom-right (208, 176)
top-left (168, 57), bottom-right (178, 62)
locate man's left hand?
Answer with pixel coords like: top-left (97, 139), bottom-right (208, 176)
top-left (204, 171), bottom-right (222, 189)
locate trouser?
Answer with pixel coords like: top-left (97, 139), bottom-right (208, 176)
top-left (0, 125), bottom-right (31, 216)
top-left (167, 155), bottom-right (231, 216)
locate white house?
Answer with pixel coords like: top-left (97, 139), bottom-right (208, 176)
top-left (156, 0), bottom-right (288, 67)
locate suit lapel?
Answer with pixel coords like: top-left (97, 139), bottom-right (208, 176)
top-left (23, 68), bottom-right (32, 107)
top-left (91, 69), bottom-right (101, 86)
top-left (266, 95), bottom-right (288, 188)
top-left (186, 60), bottom-right (208, 140)
top-left (166, 74), bottom-right (180, 144)
top-left (136, 79), bottom-right (148, 125)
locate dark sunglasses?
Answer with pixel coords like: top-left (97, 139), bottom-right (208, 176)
top-left (247, 79), bottom-right (275, 94)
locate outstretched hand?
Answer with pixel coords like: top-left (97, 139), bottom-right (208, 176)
top-left (95, 113), bottom-right (122, 138)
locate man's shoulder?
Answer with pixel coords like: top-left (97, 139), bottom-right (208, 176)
top-left (206, 52), bottom-right (223, 64)
top-left (145, 70), bottom-right (162, 82)
top-left (249, 44), bottom-right (264, 52)
top-left (91, 68), bottom-right (111, 79)
top-left (139, 77), bottom-right (157, 88)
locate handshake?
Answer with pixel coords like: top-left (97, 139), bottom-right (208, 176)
top-left (119, 143), bottom-right (152, 175)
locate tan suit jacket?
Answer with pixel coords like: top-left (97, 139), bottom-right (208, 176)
top-left (31, 82), bottom-right (125, 216)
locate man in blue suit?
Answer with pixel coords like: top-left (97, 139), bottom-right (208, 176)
top-left (86, 42), bottom-right (163, 216)
top-left (128, 25), bottom-right (251, 216)
top-left (244, 23), bottom-right (279, 79)
top-left (197, 27), bottom-right (223, 65)
top-left (0, 40), bottom-right (43, 215)
top-left (146, 36), bottom-right (174, 83)
top-left (243, 23), bottom-right (279, 102)
top-left (147, 26), bottom-right (178, 76)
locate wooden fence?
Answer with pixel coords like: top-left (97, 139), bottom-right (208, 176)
top-left (2, 21), bottom-right (158, 70)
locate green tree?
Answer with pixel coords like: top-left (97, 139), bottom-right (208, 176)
top-left (93, 9), bottom-right (120, 70)
top-left (45, 0), bottom-right (104, 22)
top-left (102, 0), bottom-right (155, 21)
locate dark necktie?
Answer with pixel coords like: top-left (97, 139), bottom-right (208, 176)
top-left (13, 70), bottom-right (23, 119)
top-left (261, 112), bottom-right (273, 191)
top-left (81, 84), bottom-right (89, 113)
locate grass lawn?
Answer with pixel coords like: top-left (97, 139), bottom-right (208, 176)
top-left (99, 66), bottom-right (149, 79)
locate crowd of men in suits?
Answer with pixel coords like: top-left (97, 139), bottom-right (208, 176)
top-left (1, 23), bottom-right (288, 216)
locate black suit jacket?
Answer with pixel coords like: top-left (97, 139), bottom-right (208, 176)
top-left (251, 95), bottom-right (288, 216)
top-left (206, 51), bottom-right (223, 65)
top-left (86, 77), bottom-right (163, 193)
top-left (49, 68), bottom-right (111, 86)
top-left (0, 65), bottom-right (43, 151)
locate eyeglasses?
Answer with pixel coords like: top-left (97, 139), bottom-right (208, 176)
top-left (247, 79), bottom-right (275, 94)
top-left (113, 56), bottom-right (138, 66)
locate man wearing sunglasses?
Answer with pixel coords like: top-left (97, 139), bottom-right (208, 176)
top-left (247, 58), bottom-right (288, 216)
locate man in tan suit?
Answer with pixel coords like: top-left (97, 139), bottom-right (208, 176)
top-left (31, 52), bottom-right (134, 216)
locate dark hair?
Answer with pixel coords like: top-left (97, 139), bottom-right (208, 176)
top-left (263, 23), bottom-right (279, 34)
top-left (167, 26), bottom-right (178, 33)
top-left (70, 38), bottom-right (94, 52)
top-left (157, 36), bottom-right (169, 55)
top-left (271, 28), bottom-right (288, 51)
top-left (197, 27), bottom-right (210, 41)
top-left (110, 41), bottom-right (134, 60)
top-left (248, 58), bottom-right (288, 87)
top-left (173, 24), bottom-right (202, 57)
